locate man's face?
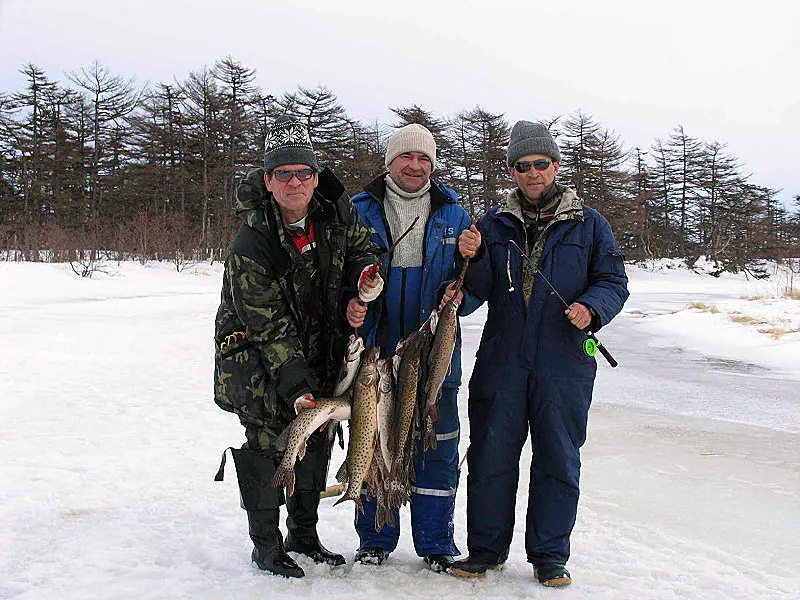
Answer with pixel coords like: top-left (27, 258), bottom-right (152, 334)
top-left (509, 153), bottom-right (559, 202)
top-left (265, 164), bottom-right (318, 220)
top-left (387, 151), bottom-right (432, 193)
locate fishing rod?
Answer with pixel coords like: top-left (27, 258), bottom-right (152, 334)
top-left (354, 216), bottom-right (421, 334)
top-left (507, 239), bottom-right (618, 368)
top-left (449, 217), bottom-right (476, 296)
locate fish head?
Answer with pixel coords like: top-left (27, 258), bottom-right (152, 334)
top-left (346, 334), bottom-right (365, 359)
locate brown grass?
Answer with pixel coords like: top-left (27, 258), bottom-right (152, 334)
top-left (784, 289), bottom-right (800, 300)
top-left (688, 302), bottom-right (719, 313)
top-left (758, 326), bottom-right (800, 339)
top-left (740, 294), bottom-right (768, 301)
top-left (729, 313), bottom-right (768, 326)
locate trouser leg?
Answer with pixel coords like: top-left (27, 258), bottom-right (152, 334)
top-left (410, 386), bottom-right (460, 557)
top-left (354, 495), bottom-right (401, 551)
top-left (525, 376), bottom-right (593, 565)
top-left (466, 364), bottom-right (529, 563)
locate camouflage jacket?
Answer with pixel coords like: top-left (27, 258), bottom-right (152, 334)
top-left (214, 167), bottom-right (379, 428)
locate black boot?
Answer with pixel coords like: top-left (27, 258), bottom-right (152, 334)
top-left (533, 562), bottom-right (571, 587)
top-left (449, 555), bottom-right (505, 579)
top-left (354, 547), bottom-right (391, 565)
top-left (285, 490), bottom-right (346, 566)
top-left (248, 509), bottom-right (305, 578)
top-left (228, 447), bottom-right (303, 578)
top-left (423, 554), bottom-right (455, 573)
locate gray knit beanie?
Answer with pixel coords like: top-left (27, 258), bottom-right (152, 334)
top-left (385, 124), bottom-right (437, 169)
top-left (506, 120), bottom-right (561, 167)
top-left (263, 115), bottom-right (319, 173)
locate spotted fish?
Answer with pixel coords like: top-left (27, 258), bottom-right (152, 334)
top-left (272, 397), bottom-right (351, 497)
top-left (333, 346), bottom-right (380, 512)
top-left (422, 298), bottom-right (459, 452)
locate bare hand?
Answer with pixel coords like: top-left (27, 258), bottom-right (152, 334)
top-left (439, 281), bottom-right (464, 310)
top-left (458, 225), bottom-right (481, 259)
top-left (346, 297), bottom-right (368, 328)
top-left (293, 393), bottom-right (317, 414)
top-left (565, 302), bottom-right (592, 330)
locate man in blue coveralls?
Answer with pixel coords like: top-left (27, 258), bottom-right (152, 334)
top-left (449, 120), bottom-right (629, 587)
top-left (345, 124), bottom-right (480, 572)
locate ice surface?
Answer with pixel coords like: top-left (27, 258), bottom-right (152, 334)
top-left (0, 261), bottom-right (797, 599)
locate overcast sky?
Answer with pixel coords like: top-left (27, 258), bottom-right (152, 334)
top-left (1, 0), bottom-right (798, 206)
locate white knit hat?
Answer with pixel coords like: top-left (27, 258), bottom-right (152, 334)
top-left (385, 124), bottom-right (437, 169)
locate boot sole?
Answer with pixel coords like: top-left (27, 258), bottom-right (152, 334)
top-left (541, 576), bottom-right (572, 587)
top-left (449, 563), bottom-right (504, 579)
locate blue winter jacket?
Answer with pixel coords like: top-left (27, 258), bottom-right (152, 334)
top-left (352, 175), bottom-right (481, 388)
top-left (464, 187), bottom-right (628, 386)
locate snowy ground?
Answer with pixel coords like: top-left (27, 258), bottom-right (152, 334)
top-left (0, 260), bottom-right (798, 600)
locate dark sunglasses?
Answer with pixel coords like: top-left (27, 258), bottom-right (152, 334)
top-left (272, 168), bottom-right (315, 182)
top-left (514, 159), bottom-right (552, 173)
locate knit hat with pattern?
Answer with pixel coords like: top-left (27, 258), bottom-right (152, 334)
top-left (263, 115), bottom-right (319, 173)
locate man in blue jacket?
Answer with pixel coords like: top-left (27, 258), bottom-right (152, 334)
top-left (449, 121), bottom-right (629, 587)
top-left (346, 124), bottom-right (480, 572)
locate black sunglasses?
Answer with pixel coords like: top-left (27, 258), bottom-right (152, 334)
top-left (514, 159), bottom-right (552, 173)
top-left (272, 168), bottom-right (316, 182)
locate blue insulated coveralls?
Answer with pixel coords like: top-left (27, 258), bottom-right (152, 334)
top-left (351, 175), bottom-right (480, 557)
top-left (462, 188), bottom-right (628, 565)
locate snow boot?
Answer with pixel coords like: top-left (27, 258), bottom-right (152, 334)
top-left (449, 555), bottom-right (505, 579)
top-left (285, 490), bottom-right (345, 566)
top-left (533, 562), bottom-right (571, 587)
top-left (354, 547), bottom-right (391, 565)
top-left (248, 509), bottom-right (305, 578)
top-left (423, 554), bottom-right (455, 573)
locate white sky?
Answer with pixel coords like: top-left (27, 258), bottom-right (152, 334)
top-left (1, 0), bottom-right (798, 207)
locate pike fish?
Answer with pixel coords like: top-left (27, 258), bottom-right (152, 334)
top-left (333, 334), bottom-right (365, 396)
top-left (387, 327), bottom-right (429, 508)
top-left (334, 346), bottom-right (380, 512)
top-left (422, 297), bottom-right (459, 452)
top-left (272, 397), bottom-right (351, 497)
top-left (375, 358), bottom-right (395, 476)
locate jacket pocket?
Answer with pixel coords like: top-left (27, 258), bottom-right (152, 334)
top-left (214, 343), bottom-right (271, 426)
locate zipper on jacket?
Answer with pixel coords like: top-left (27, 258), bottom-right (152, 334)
top-left (400, 268), bottom-right (407, 338)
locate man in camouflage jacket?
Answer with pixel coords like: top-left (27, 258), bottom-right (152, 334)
top-left (214, 116), bottom-right (383, 578)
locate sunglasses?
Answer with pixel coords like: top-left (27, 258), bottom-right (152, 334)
top-left (272, 168), bottom-right (316, 183)
top-left (514, 159), bottom-right (552, 173)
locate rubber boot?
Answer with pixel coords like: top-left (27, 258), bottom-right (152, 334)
top-left (248, 509), bottom-right (305, 578)
top-left (285, 490), bottom-right (346, 566)
top-left (229, 446), bottom-right (303, 577)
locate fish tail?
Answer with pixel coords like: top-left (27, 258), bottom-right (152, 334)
top-left (332, 488), bottom-right (353, 508)
top-left (375, 504), bottom-right (394, 532)
top-left (272, 467), bottom-right (295, 498)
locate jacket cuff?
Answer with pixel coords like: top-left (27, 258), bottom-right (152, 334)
top-left (275, 358), bottom-right (312, 405)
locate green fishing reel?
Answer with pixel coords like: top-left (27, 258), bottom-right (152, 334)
top-left (582, 337), bottom-right (598, 357)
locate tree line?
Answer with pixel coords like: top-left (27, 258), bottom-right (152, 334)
top-left (1, 57), bottom-right (798, 274)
